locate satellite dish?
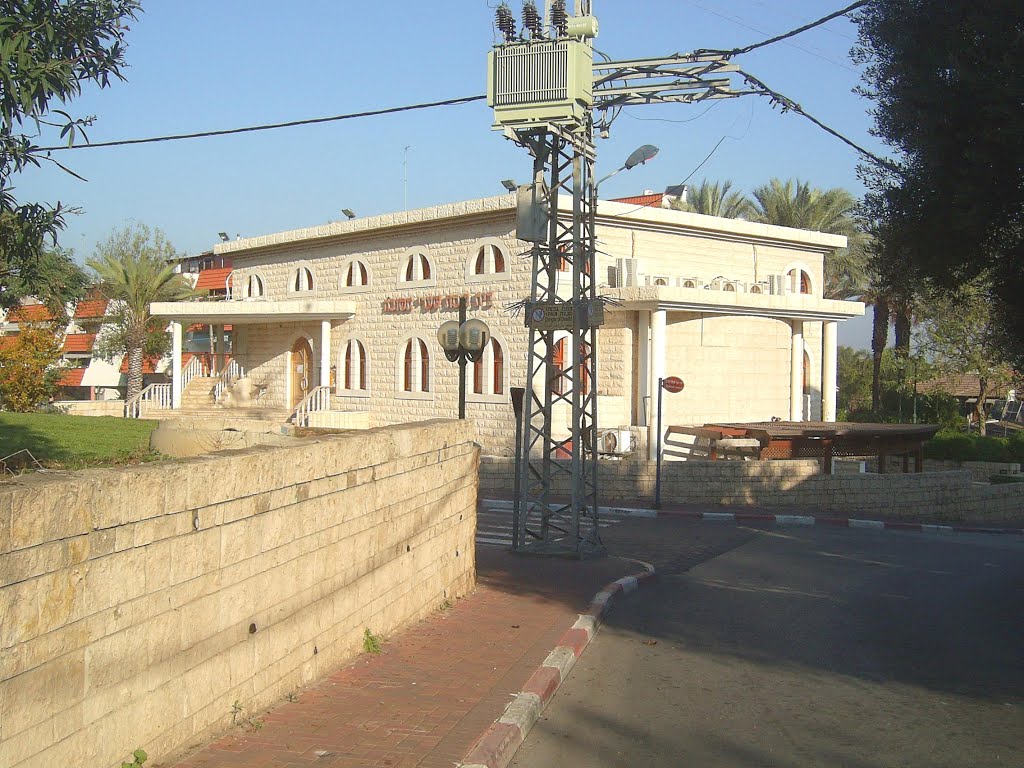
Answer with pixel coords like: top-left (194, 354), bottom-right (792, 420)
top-left (624, 144), bottom-right (659, 170)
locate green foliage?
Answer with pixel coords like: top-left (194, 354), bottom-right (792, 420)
top-left (669, 179), bottom-right (752, 219)
top-left (748, 178), bottom-right (869, 300)
top-left (121, 748), bottom-right (147, 768)
top-left (0, 212), bottom-right (88, 314)
top-left (0, 411), bottom-right (158, 468)
top-left (853, 0), bottom-right (1024, 371)
top-left (363, 627), bottom-right (382, 654)
top-left (923, 432), bottom-right (1024, 463)
top-left (0, 1), bottom-right (141, 307)
top-left (88, 222), bottom-right (193, 400)
top-left (0, 324), bottom-right (64, 411)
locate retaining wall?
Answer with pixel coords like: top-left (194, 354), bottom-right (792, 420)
top-left (0, 419), bottom-right (479, 768)
top-left (480, 456), bottom-right (1024, 523)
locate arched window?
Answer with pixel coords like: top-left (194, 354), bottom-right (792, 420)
top-left (473, 244), bottom-right (506, 275)
top-left (341, 338), bottom-right (368, 394)
top-left (399, 250), bottom-right (434, 286)
top-left (472, 338), bottom-right (505, 396)
top-left (654, 277), bottom-right (669, 287)
top-left (723, 282), bottom-right (736, 292)
top-left (344, 260), bottom-right (369, 288)
top-left (291, 266), bottom-right (314, 292)
top-left (786, 267), bottom-right (813, 295)
top-left (247, 273), bottom-right (265, 299)
top-left (556, 243), bottom-right (591, 275)
top-left (401, 338), bottom-right (430, 392)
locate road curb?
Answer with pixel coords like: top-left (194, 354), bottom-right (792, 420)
top-left (458, 559), bottom-right (657, 768)
top-left (656, 508), bottom-right (1024, 535)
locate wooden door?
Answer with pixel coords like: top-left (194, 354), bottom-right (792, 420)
top-left (290, 337), bottom-right (313, 409)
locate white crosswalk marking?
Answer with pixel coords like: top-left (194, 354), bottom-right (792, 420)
top-left (476, 500), bottom-right (646, 548)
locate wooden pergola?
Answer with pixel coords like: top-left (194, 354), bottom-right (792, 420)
top-left (693, 421), bottom-right (941, 474)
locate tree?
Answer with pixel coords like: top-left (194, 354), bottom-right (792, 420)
top-left (854, 0), bottom-right (1024, 370)
top-left (915, 280), bottom-right (1015, 436)
top-left (670, 179), bottom-right (752, 219)
top-left (749, 179), bottom-right (869, 301)
top-left (0, 1), bottom-right (140, 308)
top-left (0, 324), bottom-right (64, 411)
top-left (88, 224), bottom-right (193, 401)
top-left (0, 211), bottom-right (88, 316)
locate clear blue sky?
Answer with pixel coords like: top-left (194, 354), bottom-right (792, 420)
top-left (18, 0), bottom-right (883, 347)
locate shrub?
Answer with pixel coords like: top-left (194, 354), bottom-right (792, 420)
top-left (1008, 432), bottom-right (1024, 463)
top-left (924, 432), bottom-right (975, 461)
top-left (975, 437), bottom-right (1011, 463)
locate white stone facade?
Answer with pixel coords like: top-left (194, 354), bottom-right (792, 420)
top-left (154, 195), bottom-right (863, 455)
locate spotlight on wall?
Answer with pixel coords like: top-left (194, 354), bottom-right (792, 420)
top-left (500, 179), bottom-right (518, 192)
top-left (217, 232), bottom-right (229, 242)
top-left (341, 209), bottom-right (356, 219)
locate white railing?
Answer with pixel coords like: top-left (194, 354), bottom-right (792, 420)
top-left (124, 383), bottom-right (172, 418)
top-left (214, 359), bottom-right (245, 404)
top-left (292, 386), bottom-right (332, 427)
top-left (181, 355), bottom-right (206, 393)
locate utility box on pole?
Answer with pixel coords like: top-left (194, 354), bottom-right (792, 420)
top-left (487, 38), bottom-right (595, 131)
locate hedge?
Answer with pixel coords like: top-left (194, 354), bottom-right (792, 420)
top-left (924, 431), bottom-right (1024, 463)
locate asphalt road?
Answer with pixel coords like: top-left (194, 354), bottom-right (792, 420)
top-left (511, 522), bottom-right (1024, 768)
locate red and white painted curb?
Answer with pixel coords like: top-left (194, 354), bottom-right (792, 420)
top-left (657, 508), bottom-right (1024, 535)
top-left (458, 559), bottom-right (656, 768)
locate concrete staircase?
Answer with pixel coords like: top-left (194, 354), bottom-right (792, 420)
top-left (143, 377), bottom-right (293, 423)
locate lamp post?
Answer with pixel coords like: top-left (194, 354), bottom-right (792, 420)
top-left (437, 297), bottom-right (491, 419)
top-left (595, 144), bottom-right (659, 189)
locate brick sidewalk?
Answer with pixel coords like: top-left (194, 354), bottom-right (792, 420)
top-left (167, 546), bottom-right (636, 768)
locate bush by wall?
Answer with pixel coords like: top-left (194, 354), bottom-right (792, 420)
top-left (924, 431), bottom-right (1024, 463)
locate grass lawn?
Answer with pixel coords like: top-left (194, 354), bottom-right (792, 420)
top-left (0, 411), bottom-right (160, 469)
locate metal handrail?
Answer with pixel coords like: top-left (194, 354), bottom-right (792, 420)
top-left (292, 385), bottom-right (332, 427)
top-left (213, 358), bottom-right (245, 404)
top-left (124, 383), bottom-right (172, 418)
top-left (181, 355), bottom-right (206, 393)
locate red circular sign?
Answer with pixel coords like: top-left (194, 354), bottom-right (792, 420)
top-left (662, 376), bottom-right (685, 393)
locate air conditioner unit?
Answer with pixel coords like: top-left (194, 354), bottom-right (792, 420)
top-left (711, 278), bottom-right (743, 293)
top-left (597, 428), bottom-right (633, 455)
top-left (645, 274), bottom-right (672, 287)
top-left (768, 274), bottom-right (788, 295)
top-left (677, 277), bottom-right (703, 289)
top-left (748, 281), bottom-right (770, 295)
top-left (612, 257), bottom-right (638, 288)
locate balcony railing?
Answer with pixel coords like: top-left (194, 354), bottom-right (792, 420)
top-left (125, 383), bottom-right (171, 419)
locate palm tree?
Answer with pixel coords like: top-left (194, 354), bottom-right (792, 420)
top-left (750, 178), bottom-right (869, 301)
top-left (670, 180), bottom-right (752, 219)
top-left (88, 223), bottom-right (193, 401)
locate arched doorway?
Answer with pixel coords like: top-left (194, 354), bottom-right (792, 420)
top-left (290, 337), bottom-right (314, 409)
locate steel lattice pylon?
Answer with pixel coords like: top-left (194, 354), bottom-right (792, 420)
top-left (511, 124), bottom-right (604, 559)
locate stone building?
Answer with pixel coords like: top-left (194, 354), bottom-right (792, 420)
top-left (152, 194), bottom-right (864, 455)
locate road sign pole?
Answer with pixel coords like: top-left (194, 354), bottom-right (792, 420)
top-left (655, 377), bottom-right (664, 509)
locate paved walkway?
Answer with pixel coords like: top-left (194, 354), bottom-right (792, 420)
top-left (168, 545), bottom-right (638, 768)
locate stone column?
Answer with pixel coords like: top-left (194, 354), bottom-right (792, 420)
top-left (822, 320), bottom-right (838, 422)
top-left (637, 311), bottom-right (650, 427)
top-left (647, 308), bottom-right (667, 459)
top-left (320, 320), bottom-right (332, 388)
top-left (790, 320), bottom-right (804, 421)
top-left (171, 321), bottom-right (183, 409)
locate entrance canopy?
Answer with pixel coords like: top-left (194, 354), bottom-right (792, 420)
top-left (150, 298), bottom-right (357, 325)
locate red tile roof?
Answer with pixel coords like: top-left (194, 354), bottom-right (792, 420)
top-left (6, 304), bottom-right (55, 323)
top-left (609, 193), bottom-right (664, 208)
top-left (56, 368), bottom-right (87, 387)
top-left (120, 354), bottom-right (163, 374)
top-left (195, 267), bottom-right (232, 291)
top-left (63, 333), bottom-right (97, 354)
top-left (73, 299), bottom-right (109, 319)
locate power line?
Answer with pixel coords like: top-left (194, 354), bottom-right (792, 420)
top-left (698, 0), bottom-right (867, 58)
top-left (739, 69), bottom-right (899, 173)
top-left (34, 95), bottom-right (486, 152)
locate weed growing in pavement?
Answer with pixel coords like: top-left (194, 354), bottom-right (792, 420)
top-left (231, 699), bottom-right (243, 725)
top-left (440, 598), bottom-right (454, 611)
top-left (363, 627), bottom-right (383, 654)
top-left (286, 691), bottom-right (299, 703)
top-left (230, 700), bottom-right (264, 731)
top-left (121, 749), bottom-right (147, 768)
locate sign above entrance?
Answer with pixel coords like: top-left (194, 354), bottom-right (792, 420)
top-left (382, 291), bottom-right (494, 314)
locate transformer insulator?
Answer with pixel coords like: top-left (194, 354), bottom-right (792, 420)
top-left (496, 3), bottom-right (517, 43)
top-left (522, 1), bottom-right (542, 39)
top-left (551, 0), bottom-right (568, 37)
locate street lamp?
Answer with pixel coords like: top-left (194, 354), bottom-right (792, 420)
top-left (437, 297), bottom-right (491, 419)
top-left (595, 144), bottom-right (659, 189)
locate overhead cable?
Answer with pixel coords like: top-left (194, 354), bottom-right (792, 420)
top-left (35, 95), bottom-right (486, 152)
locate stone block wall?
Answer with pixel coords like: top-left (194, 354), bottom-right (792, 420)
top-left (0, 419), bottom-right (478, 768)
top-left (479, 456), bottom-right (1024, 523)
